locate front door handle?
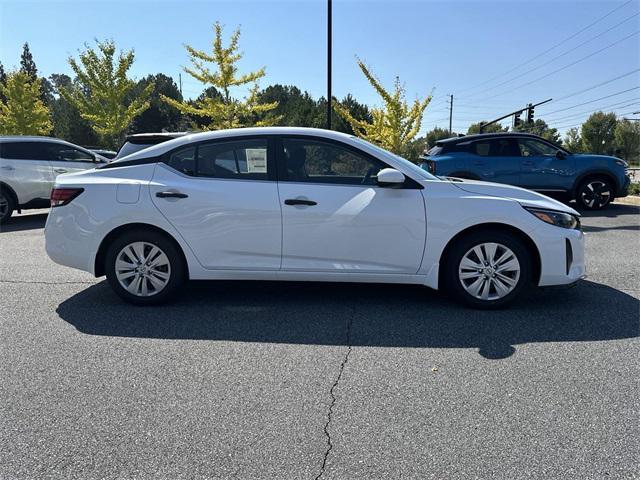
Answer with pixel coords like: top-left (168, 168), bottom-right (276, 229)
top-left (156, 191), bottom-right (189, 199)
top-left (54, 168), bottom-right (67, 173)
top-left (284, 198), bottom-right (317, 206)
top-left (0, 165), bottom-right (14, 171)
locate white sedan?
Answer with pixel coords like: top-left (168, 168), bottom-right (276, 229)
top-left (45, 127), bottom-right (585, 308)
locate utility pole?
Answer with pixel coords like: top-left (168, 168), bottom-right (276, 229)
top-left (448, 94), bottom-right (453, 134)
top-left (179, 73), bottom-right (182, 97)
top-left (326, 0), bottom-right (332, 130)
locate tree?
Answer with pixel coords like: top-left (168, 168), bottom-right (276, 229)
top-left (19, 43), bottom-right (38, 82)
top-left (258, 84), bottom-right (318, 127)
top-left (129, 74), bottom-right (184, 133)
top-left (467, 122), bottom-right (508, 134)
top-left (581, 111), bottom-right (618, 154)
top-left (334, 58), bottom-right (431, 156)
top-left (162, 22), bottom-right (279, 130)
top-left (0, 71), bottom-right (52, 135)
top-left (425, 126), bottom-right (455, 149)
top-left (514, 119), bottom-right (561, 144)
top-left (0, 62), bottom-right (6, 103)
top-left (563, 127), bottom-right (584, 153)
top-left (614, 119), bottom-right (640, 164)
top-left (48, 73), bottom-right (98, 146)
top-left (60, 40), bottom-right (153, 147)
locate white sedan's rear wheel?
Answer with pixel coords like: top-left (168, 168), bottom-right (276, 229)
top-left (105, 230), bottom-right (186, 305)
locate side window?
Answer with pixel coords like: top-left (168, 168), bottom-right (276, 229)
top-left (0, 142), bottom-right (44, 160)
top-left (472, 141), bottom-right (491, 156)
top-left (42, 143), bottom-right (94, 162)
top-left (519, 139), bottom-right (558, 157)
top-left (491, 139), bottom-right (520, 157)
top-left (165, 139), bottom-right (269, 180)
top-left (281, 137), bottom-right (386, 185)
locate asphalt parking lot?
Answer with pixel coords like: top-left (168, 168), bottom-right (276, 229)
top-left (1, 205), bottom-right (638, 480)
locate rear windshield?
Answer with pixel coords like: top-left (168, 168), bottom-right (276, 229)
top-left (426, 146), bottom-right (443, 156)
top-left (116, 142), bottom-right (153, 159)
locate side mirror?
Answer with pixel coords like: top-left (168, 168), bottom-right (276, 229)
top-left (377, 168), bottom-right (405, 188)
top-left (556, 150), bottom-right (566, 160)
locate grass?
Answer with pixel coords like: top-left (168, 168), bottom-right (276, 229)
top-left (629, 182), bottom-right (640, 196)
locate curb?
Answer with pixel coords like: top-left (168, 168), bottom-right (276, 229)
top-left (614, 196), bottom-right (640, 206)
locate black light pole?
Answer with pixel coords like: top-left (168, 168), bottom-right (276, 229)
top-left (327, 0), bottom-right (332, 130)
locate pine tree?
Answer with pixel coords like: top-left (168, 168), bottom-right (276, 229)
top-left (0, 71), bottom-right (52, 135)
top-left (60, 40), bottom-right (153, 147)
top-left (19, 43), bottom-right (38, 82)
top-left (333, 58), bottom-right (431, 157)
top-left (162, 22), bottom-right (280, 130)
top-left (0, 62), bottom-right (7, 103)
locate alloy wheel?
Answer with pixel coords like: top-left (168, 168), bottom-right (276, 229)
top-left (581, 180), bottom-right (611, 209)
top-left (458, 242), bottom-right (521, 301)
top-left (115, 241), bottom-right (171, 297)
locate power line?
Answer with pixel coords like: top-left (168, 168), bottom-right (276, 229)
top-left (454, 0), bottom-right (635, 95)
top-left (474, 30), bottom-right (639, 102)
top-left (553, 68), bottom-right (640, 102)
top-left (538, 87), bottom-right (640, 115)
top-left (554, 110), bottom-right (639, 130)
top-left (458, 12), bottom-right (639, 100)
top-left (544, 98), bottom-right (640, 122)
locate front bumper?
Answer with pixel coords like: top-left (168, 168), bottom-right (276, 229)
top-left (618, 175), bottom-right (631, 197)
top-left (536, 225), bottom-right (586, 287)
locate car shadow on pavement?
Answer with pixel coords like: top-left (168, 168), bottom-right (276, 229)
top-left (0, 213), bottom-right (47, 233)
top-left (578, 203), bottom-right (639, 219)
top-left (56, 279), bottom-right (639, 360)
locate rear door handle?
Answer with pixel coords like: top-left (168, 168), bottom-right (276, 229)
top-left (156, 191), bottom-right (188, 199)
top-left (284, 198), bottom-right (317, 206)
top-left (1, 165), bottom-right (14, 171)
top-left (522, 161), bottom-right (534, 166)
top-left (54, 168), bottom-right (67, 173)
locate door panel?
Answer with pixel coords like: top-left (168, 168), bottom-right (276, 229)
top-left (518, 139), bottom-right (575, 190)
top-left (43, 143), bottom-right (97, 180)
top-left (150, 139), bottom-right (281, 270)
top-left (469, 139), bottom-right (521, 185)
top-left (279, 183), bottom-right (426, 273)
top-left (0, 142), bottom-right (53, 202)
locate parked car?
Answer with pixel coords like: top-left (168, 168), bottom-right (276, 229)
top-left (0, 136), bottom-right (107, 223)
top-left (420, 133), bottom-right (630, 210)
top-left (88, 148), bottom-right (117, 160)
top-left (115, 132), bottom-right (188, 159)
top-left (45, 127), bottom-right (585, 308)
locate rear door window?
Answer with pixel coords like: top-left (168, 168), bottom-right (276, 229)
top-left (472, 139), bottom-right (520, 157)
top-left (0, 142), bottom-right (45, 160)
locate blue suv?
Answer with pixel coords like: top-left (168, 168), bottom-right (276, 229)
top-left (420, 133), bottom-right (630, 210)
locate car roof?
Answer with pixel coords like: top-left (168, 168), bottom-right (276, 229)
top-left (0, 135), bottom-right (73, 144)
top-left (124, 132), bottom-right (190, 144)
top-left (116, 127), bottom-right (357, 161)
top-left (436, 132), bottom-right (545, 145)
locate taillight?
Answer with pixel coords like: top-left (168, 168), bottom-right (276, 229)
top-left (50, 188), bottom-right (84, 207)
top-left (428, 160), bottom-right (436, 174)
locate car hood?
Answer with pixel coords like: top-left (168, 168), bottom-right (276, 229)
top-left (445, 178), bottom-right (579, 215)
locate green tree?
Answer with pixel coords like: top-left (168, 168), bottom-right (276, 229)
top-left (0, 71), bottom-right (52, 135)
top-left (129, 74), bottom-right (184, 133)
top-left (514, 119), bottom-right (561, 144)
top-left (0, 62), bottom-right (7, 103)
top-left (581, 111), bottom-right (618, 154)
top-left (425, 126), bottom-right (455, 149)
top-left (19, 42), bottom-right (38, 82)
top-left (467, 122), bottom-right (508, 134)
top-left (162, 22), bottom-right (279, 130)
top-left (334, 58), bottom-right (432, 156)
top-left (258, 84), bottom-right (318, 127)
top-left (60, 40), bottom-right (153, 147)
top-left (614, 119), bottom-right (640, 164)
top-left (48, 73), bottom-right (98, 146)
top-left (563, 127), bottom-right (584, 153)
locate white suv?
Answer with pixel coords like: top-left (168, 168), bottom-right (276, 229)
top-left (0, 136), bottom-right (106, 223)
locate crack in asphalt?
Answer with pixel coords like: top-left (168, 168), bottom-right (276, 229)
top-left (314, 310), bottom-right (353, 480)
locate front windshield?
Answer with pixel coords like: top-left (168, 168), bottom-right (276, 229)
top-left (350, 137), bottom-right (439, 181)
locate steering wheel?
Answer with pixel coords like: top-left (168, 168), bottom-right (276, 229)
top-left (361, 167), bottom-right (376, 185)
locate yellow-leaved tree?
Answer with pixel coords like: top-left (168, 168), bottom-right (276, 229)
top-left (162, 22), bottom-right (280, 130)
top-left (334, 58), bottom-right (432, 158)
top-left (60, 40), bottom-right (153, 147)
top-left (0, 71), bottom-right (52, 135)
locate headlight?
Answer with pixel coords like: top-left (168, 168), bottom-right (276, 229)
top-left (525, 207), bottom-right (581, 230)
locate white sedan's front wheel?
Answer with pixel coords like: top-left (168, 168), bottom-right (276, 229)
top-left (444, 230), bottom-right (533, 309)
top-left (105, 230), bottom-right (186, 305)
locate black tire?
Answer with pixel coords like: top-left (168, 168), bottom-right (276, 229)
top-left (0, 188), bottom-right (15, 224)
top-left (105, 229), bottom-right (186, 305)
top-left (442, 230), bottom-right (533, 309)
top-left (576, 177), bottom-right (613, 210)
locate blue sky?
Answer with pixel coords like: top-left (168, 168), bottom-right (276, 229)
top-left (0, 0), bottom-right (638, 135)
